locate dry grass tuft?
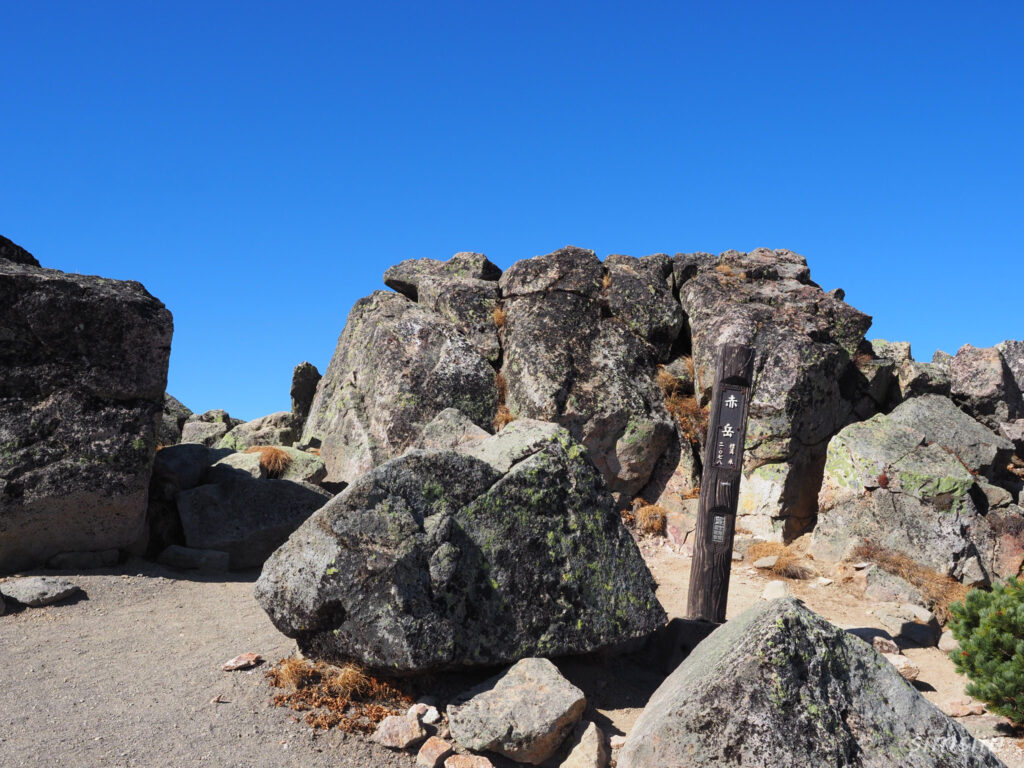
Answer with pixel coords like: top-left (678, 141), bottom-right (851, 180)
top-left (746, 541), bottom-right (814, 579)
top-left (266, 657), bottom-right (412, 733)
top-left (602, 272), bottom-right (612, 292)
top-left (244, 446), bottom-right (292, 478)
top-left (493, 404), bottom-right (515, 431)
top-left (852, 542), bottom-right (970, 623)
top-left (656, 360), bottom-right (706, 446)
top-left (634, 504), bottom-right (668, 536)
top-left (495, 371), bottom-right (508, 404)
top-left (656, 367), bottom-right (678, 394)
top-left (714, 263), bottom-right (747, 280)
top-left (492, 306), bottom-right (507, 328)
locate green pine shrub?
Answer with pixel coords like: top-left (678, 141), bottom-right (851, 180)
top-left (948, 577), bottom-right (1024, 724)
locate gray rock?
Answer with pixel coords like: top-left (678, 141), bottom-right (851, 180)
top-left (604, 253), bottom-right (683, 360)
top-left (871, 339), bottom-right (913, 367)
top-left (939, 630), bottom-right (960, 653)
top-left (218, 411), bottom-right (302, 451)
top-left (950, 344), bottom-right (1023, 431)
top-left (290, 362), bottom-right (321, 423)
top-left (877, 605), bottom-right (941, 648)
top-left (499, 247), bottom-right (674, 497)
top-left (418, 276), bottom-right (501, 364)
top-left (255, 423), bottom-right (665, 674)
top-left (448, 658), bottom-right (586, 765)
top-left (46, 549), bottom-right (119, 570)
top-left (617, 598), bottom-right (1004, 768)
top-left (412, 408), bottom-right (489, 453)
top-left (760, 581), bottom-right (791, 600)
top-left (0, 234), bottom-right (40, 267)
top-left (157, 545), bottom-right (230, 571)
top-left (158, 394), bottom-right (192, 446)
top-left (810, 412), bottom-right (981, 578)
top-left (145, 443), bottom-right (231, 555)
top-left (384, 251), bottom-right (501, 300)
top-left (180, 410), bottom-right (243, 447)
top-left (896, 361), bottom-right (951, 400)
top-left (933, 349), bottom-right (954, 369)
top-left (887, 394), bottom-right (1014, 479)
top-left (178, 477), bottom-right (331, 569)
top-left (752, 556), bottom-right (779, 569)
top-left (300, 290), bottom-right (498, 485)
top-left (862, 566), bottom-right (926, 606)
top-left (679, 249), bottom-right (873, 538)
top-left (0, 256), bottom-right (172, 573)
top-left (0, 576), bottom-right (82, 607)
top-left (997, 340), bottom-right (1024, 396)
top-left (372, 714), bottom-right (427, 750)
top-left (999, 420), bottom-right (1024, 453)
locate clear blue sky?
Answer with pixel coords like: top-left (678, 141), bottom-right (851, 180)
top-left (2, 2), bottom-right (1021, 420)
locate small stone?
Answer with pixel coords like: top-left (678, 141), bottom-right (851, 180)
top-left (731, 551), bottom-right (743, 561)
top-left (852, 562), bottom-right (871, 570)
top-left (760, 581), bottom-right (790, 600)
top-left (817, 577), bottom-right (834, 586)
top-left (444, 757), bottom-right (494, 768)
top-left (939, 630), bottom-right (960, 653)
top-left (947, 699), bottom-right (986, 718)
top-left (0, 576), bottom-right (82, 607)
top-left (899, 603), bottom-right (936, 624)
top-left (373, 714), bottom-right (427, 750)
top-left (408, 702), bottom-right (430, 719)
top-left (872, 636), bottom-right (900, 655)
top-left (882, 653), bottom-right (920, 681)
top-left (753, 555), bottom-right (779, 569)
top-left (609, 735), bottom-right (627, 750)
top-left (422, 705), bottom-right (442, 725)
top-left (417, 736), bottom-right (454, 768)
top-left (558, 720), bottom-right (609, 768)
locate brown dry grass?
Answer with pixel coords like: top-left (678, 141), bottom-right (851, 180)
top-left (493, 404), bottom-right (515, 431)
top-left (852, 350), bottom-right (875, 368)
top-left (656, 360), bottom-right (707, 446)
top-left (602, 272), bottom-right (612, 292)
top-left (852, 542), bottom-right (970, 623)
top-left (266, 657), bottom-right (412, 733)
top-left (244, 446), bottom-right (292, 478)
top-left (714, 263), bottom-right (747, 280)
top-left (492, 306), bottom-right (507, 328)
top-left (746, 541), bottom-right (815, 579)
top-left (495, 371), bottom-right (508, 404)
top-left (634, 504), bottom-right (668, 536)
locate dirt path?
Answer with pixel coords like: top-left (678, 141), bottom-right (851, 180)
top-left (2, 544), bottom-right (1023, 768)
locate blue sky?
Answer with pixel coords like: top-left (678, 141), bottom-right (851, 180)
top-left (2, 2), bottom-right (1021, 420)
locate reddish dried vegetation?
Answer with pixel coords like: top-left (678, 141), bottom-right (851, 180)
top-left (244, 446), bottom-right (292, 478)
top-left (852, 541), bottom-right (969, 623)
top-left (746, 541), bottom-right (814, 580)
top-left (266, 658), bottom-right (413, 732)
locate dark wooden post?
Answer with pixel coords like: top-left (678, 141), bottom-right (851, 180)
top-left (686, 343), bottom-right (755, 624)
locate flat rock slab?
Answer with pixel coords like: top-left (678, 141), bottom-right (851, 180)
top-left (448, 657), bottom-right (586, 765)
top-left (0, 576), bottom-right (82, 607)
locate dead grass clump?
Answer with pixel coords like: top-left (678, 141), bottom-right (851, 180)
top-left (495, 371), bottom-right (508, 404)
top-left (656, 367), bottom-right (678, 394)
top-left (665, 393), bottom-right (709, 447)
top-left (244, 445), bottom-right (292, 478)
top-left (746, 541), bottom-right (814, 579)
top-left (492, 305), bottom-right (507, 328)
top-left (601, 272), bottom-right (612, 292)
top-left (634, 504), bottom-right (668, 536)
top-left (493, 404), bottom-right (515, 431)
top-left (714, 263), bottom-right (747, 280)
top-left (852, 542), bottom-right (970, 623)
top-left (266, 657), bottom-right (412, 733)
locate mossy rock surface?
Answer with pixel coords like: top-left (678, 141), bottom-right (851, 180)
top-left (255, 421), bottom-right (665, 674)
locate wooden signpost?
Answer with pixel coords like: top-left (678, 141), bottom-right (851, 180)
top-left (686, 343), bottom-right (755, 624)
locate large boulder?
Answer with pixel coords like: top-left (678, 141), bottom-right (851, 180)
top-left (998, 340), bottom-right (1024, 396)
top-left (950, 344), bottom-right (1023, 431)
top-left (809, 412), bottom-right (985, 581)
top-left (887, 394), bottom-right (1014, 480)
top-left (677, 249), bottom-right (873, 538)
top-left (180, 409), bottom-right (243, 447)
top-left (617, 598), bottom-right (1005, 768)
top-left (499, 247), bottom-right (675, 498)
top-left (418, 276), bottom-right (501, 364)
top-left (178, 473), bottom-right (331, 569)
top-left (289, 361), bottom-right (321, 424)
top-left (157, 394), bottom-right (192, 446)
top-left (604, 253), bottom-right (683, 361)
top-left (301, 290), bottom-right (498, 485)
top-left (871, 340), bottom-right (951, 403)
top-left (255, 421), bottom-right (665, 674)
top-left (0, 235), bottom-right (40, 267)
top-left (0, 249), bottom-right (172, 572)
top-left (383, 251), bottom-right (501, 300)
top-left (217, 411), bottom-right (302, 450)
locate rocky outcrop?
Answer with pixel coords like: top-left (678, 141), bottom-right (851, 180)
top-left (499, 247), bottom-right (676, 498)
top-left (217, 411), bottom-right (302, 450)
top-left (448, 658), bottom-right (586, 765)
top-left (808, 408), bottom-right (1010, 583)
top-left (950, 344), bottom-right (1023, 431)
top-left (604, 253), bottom-right (682, 361)
top-left (180, 409), bottom-right (243, 447)
top-left (676, 249), bottom-right (873, 538)
top-left (383, 251), bottom-right (502, 300)
top-left (255, 421), bottom-right (665, 674)
top-left (617, 598), bottom-right (1004, 768)
top-left (301, 290), bottom-right (498, 485)
top-left (158, 394), bottom-right (192, 446)
top-left (0, 247), bottom-right (172, 572)
top-left (0, 235), bottom-right (40, 267)
top-left (289, 362), bottom-right (321, 424)
top-left (871, 340), bottom-right (951, 403)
